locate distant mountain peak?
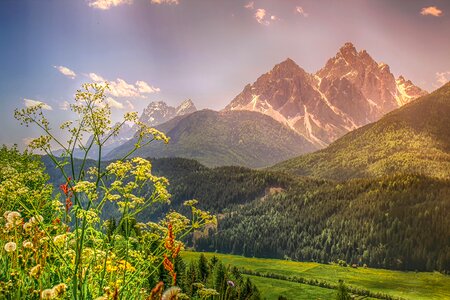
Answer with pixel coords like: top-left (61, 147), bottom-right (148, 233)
top-left (140, 99), bottom-right (197, 127)
top-left (176, 99), bottom-right (197, 115)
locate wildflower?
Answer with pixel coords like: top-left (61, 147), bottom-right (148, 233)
top-left (165, 223), bottom-right (175, 252)
top-left (6, 211), bottom-right (21, 223)
top-left (53, 234), bottom-right (66, 247)
top-left (162, 287), bottom-right (181, 300)
top-left (23, 241), bottom-right (33, 249)
top-left (60, 177), bottom-right (73, 211)
top-left (41, 288), bottom-right (55, 299)
top-left (183, 199), bottom-right (198, 207)
top-left (163, 254), bottom-right (176, 285)
top-left (52, 283), bottom-right (67, 297)
top-left (65, 197), bottom-right (73, 212)
top-left (29, 264), bottom-right (42, 278)
top-left (227, 280), bottom-right (235, 287)
top-left (23, 222), bottom-right (33, 231)
top-left (4, 242), bottom-right (17, 252)
top-left (149, 281), bottom-right (164, 299)
top-left (59, 177), bottom-right (71, 196)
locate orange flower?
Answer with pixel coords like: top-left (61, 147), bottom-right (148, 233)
top-left (163, 223), bottom-right (179, 286)
top-left (60, 177), bottom-right (73, 212)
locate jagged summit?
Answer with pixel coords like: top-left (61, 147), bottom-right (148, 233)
top-left (225, 42), bottom-right (427, 147)
top-left (139, 99), bottom-right (197, 127)
top-left (176, 99), bottom-right (197, 115)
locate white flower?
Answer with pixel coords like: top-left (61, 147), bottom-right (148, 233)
top-left (6, 211), bottom-right (21, 223)
top-left (4, 241), bottom-right (17, 252)
top-left (41, 288), bottom-right (55, 299)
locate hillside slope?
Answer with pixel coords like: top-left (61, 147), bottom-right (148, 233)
top-left (272, 82), bottom-right (450, 180)
top-left (106, 110), bottom-right (317, 168)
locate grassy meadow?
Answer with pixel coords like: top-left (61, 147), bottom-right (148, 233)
top-left (182, 251), bottom-right (450, 300)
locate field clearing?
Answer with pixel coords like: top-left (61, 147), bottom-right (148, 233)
top-left (182, 251), bottom-right (450, 300)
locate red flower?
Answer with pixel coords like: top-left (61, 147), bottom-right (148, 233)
top-left (60, 177), bottom-right (73, 212)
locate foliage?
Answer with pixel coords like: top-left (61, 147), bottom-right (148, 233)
top-left (1, 83), bottom-right (216, 299)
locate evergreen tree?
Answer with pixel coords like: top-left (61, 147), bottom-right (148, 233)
top-left (198, 254), bottom-right (209, 282)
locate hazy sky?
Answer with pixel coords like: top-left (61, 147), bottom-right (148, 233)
top-left (1, 0), bottom-right (449, 148)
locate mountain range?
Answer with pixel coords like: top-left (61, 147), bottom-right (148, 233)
top-left (225, 42), bottom-right (427, 146)
top-left (103, 42), bottom-right (428, 167)
top-left (138, 99), bottom-right (197, 127)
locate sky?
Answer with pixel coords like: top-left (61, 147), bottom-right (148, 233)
top-left (0, 0), bottom-right (449, 148)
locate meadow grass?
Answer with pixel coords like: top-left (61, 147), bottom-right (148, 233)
top-left (182, 251), bottom-right (450, 300)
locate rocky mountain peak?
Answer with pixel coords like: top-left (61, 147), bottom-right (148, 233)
top-left (269, 58), bottom-right (308, 79)
top-left (225, 42), bottom-right (427, 148)
top-left (339, 42), bottom-right (358, 57)
top-left (140, 99), bottom-right (197, 127)
top-left (176, 99), bottom-right (197, 115)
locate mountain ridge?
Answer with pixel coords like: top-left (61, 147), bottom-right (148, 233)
top-left (225, 42), bottom-right (427, 147)
top-left (105, 109), bottom-right (317, 168)
top-left (271, 82), bottom-right (450, 180)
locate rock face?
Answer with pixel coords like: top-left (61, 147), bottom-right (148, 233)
top-left (139, 99), bottom-right (197, 127)
top-left (225, 42), bottom-right (427, 146)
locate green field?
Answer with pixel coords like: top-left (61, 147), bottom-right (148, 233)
top-left (181, 252), bottom-right (450, 300)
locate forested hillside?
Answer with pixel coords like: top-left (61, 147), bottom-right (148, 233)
top-left (196, 174), bottom-right (450, 272)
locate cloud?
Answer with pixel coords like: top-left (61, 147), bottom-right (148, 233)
top-left (88, 72), bottom-right (160, 98)
top-left (244, 1), bottom-right (254, 10)
top-left (106, 97), bottom-right (124, 109)
top-left (88, 0), bottom-right (132, 10)
top-left (295, 6), bottom-right (308, 17)
top-left (421, 6), bottom-right (442, 17)
top-left (248, 6), bottom-right (277, 25)
top-left (54, 65), bottom-right (76, 79)
top-left (59, 101), bottom-right (70, 111)
top-left (151, 0), bottom-right (179, 4)
top-left (255, 9), bottom-right (269, 25)
top-left (136, 80), bottom-right (160, 94)
top-left (435, 71), bottom-right (450, 87)
top-left (88, 72), bottom-right (106, 82)
top-left (24, 99), bottom-right (53, 110)
top-left (109, 79), bottom-right (141, 98)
